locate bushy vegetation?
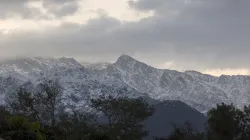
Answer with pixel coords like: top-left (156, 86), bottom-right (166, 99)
top-left (156, 103), bottom-right (250, 140)
top-left (0, 79), bottom-right (154, 140)
top-left (1, 79), bottom-right (250, 140)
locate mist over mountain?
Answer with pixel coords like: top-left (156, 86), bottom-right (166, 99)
top-left (1, 55), bottom-right (250, 113)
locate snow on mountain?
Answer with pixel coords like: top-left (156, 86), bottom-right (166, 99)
top-left (1, 55), bottom-right (250, 113)
top-left (82, 62), bottom-right (111, 70)
top-left (0, 57), bottom-right (142, 111)
top-left (0, 57), bottom-right (82, 79)
top-left (0, 76), bottom-right (22, 105)
top-left (90, 55), bottom-right (250, 112)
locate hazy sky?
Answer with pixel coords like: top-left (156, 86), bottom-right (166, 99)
top-left (0, 0), bottom-right (249, 76)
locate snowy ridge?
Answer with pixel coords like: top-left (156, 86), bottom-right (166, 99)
top-left (83, 62), bottom-right (111, 70)
top-left (1, 55), bottom-right (250, 113)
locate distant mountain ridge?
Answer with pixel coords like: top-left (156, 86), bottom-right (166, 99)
top-left (1, 55), bottom-right (250, 113)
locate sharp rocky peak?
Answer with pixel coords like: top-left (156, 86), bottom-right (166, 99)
top-left (115, 54), bottom-right (154, 70)
top-left (115, 54), bottom-right (137, 64)
top-left (55, 57), bottom-right (83, 67)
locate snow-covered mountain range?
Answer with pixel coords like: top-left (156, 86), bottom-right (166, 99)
top-left (1, 55), bottom-right (250, 113)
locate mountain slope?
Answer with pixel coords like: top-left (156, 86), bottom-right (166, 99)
top-left (0, 57), bottom-right (143, 111)
top-left (97, 98), bottom-right (207, 140)
top-left (99, 55), bottom-right (250, 112)
top-left (144, 100), bottom-right (207, 139)
top-left (1, 55), bottom-right (250, 113)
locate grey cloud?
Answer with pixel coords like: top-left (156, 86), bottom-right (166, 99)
top-left (0, 0), bottom-right (39, 18)
top-left (1, 0), bottom-right (250, 71)
top-left (128, 0), bottom-right (184, 13)
top-left (44, 0), bottom-right (75, 4)
top-left (128, 0), bottom-right (166, 11)
top-left (42, 0), bottom-right (79, 17)
top-left (126, 0), bottom-right (250, 69)
top-left (0, 0), bottom-right (79, 19)
top-left (0, 16), bottom-right (122, 61)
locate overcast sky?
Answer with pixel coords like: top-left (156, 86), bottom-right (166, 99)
top-left (0, 0), bottom-right (249, 76)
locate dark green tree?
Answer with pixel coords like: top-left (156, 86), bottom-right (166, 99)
top-left (0, 106), bottom-right (9, 138)
top-left (4, 116), bottom-right (44, 140)
top-left (35, 78), bottom-right (63, 127)
top-left (207, 103), bottom-right (242, 140)
top-left (91, 96), bottom-right (154, 140)
top-left (239, 105), bottom-right (250, 139)
top-left (0, 109), bottom-right (44, 140)
top-left (5, 86), bottom-right (38, 121)
top-left (206, 103), bottom-right (250, 140)
top-left (168, 123), bottom-right (204, 140)
top-left (88, 133), bottom-right (110, 140)
top-left (54, 110), bottom-right (98, 140)
top-left (4, 79), bottom-right (102, 140)
top-left (155, 122), bottom-right (204, 140)
top-left (5, 79), bottom-right (64, 127)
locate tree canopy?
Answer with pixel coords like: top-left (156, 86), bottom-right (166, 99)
top-left (2, 80), bottom-right (250, 140)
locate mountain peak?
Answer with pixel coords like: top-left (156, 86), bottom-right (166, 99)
top-left (56, 57), bottom-right (82, 67)
top-left (115, 54), bottom-right (140, 69)
top-left (116, 54), bottom-right (136, 63)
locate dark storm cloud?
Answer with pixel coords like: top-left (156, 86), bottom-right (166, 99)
top-left (0, 0), bottom-right (79, 18)
top-left (0, 16), bottom-right (123, 61)
top-left (127, 0), bottom-right (250, 69)
top-left (1, 0), bottom-right (250, 70)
